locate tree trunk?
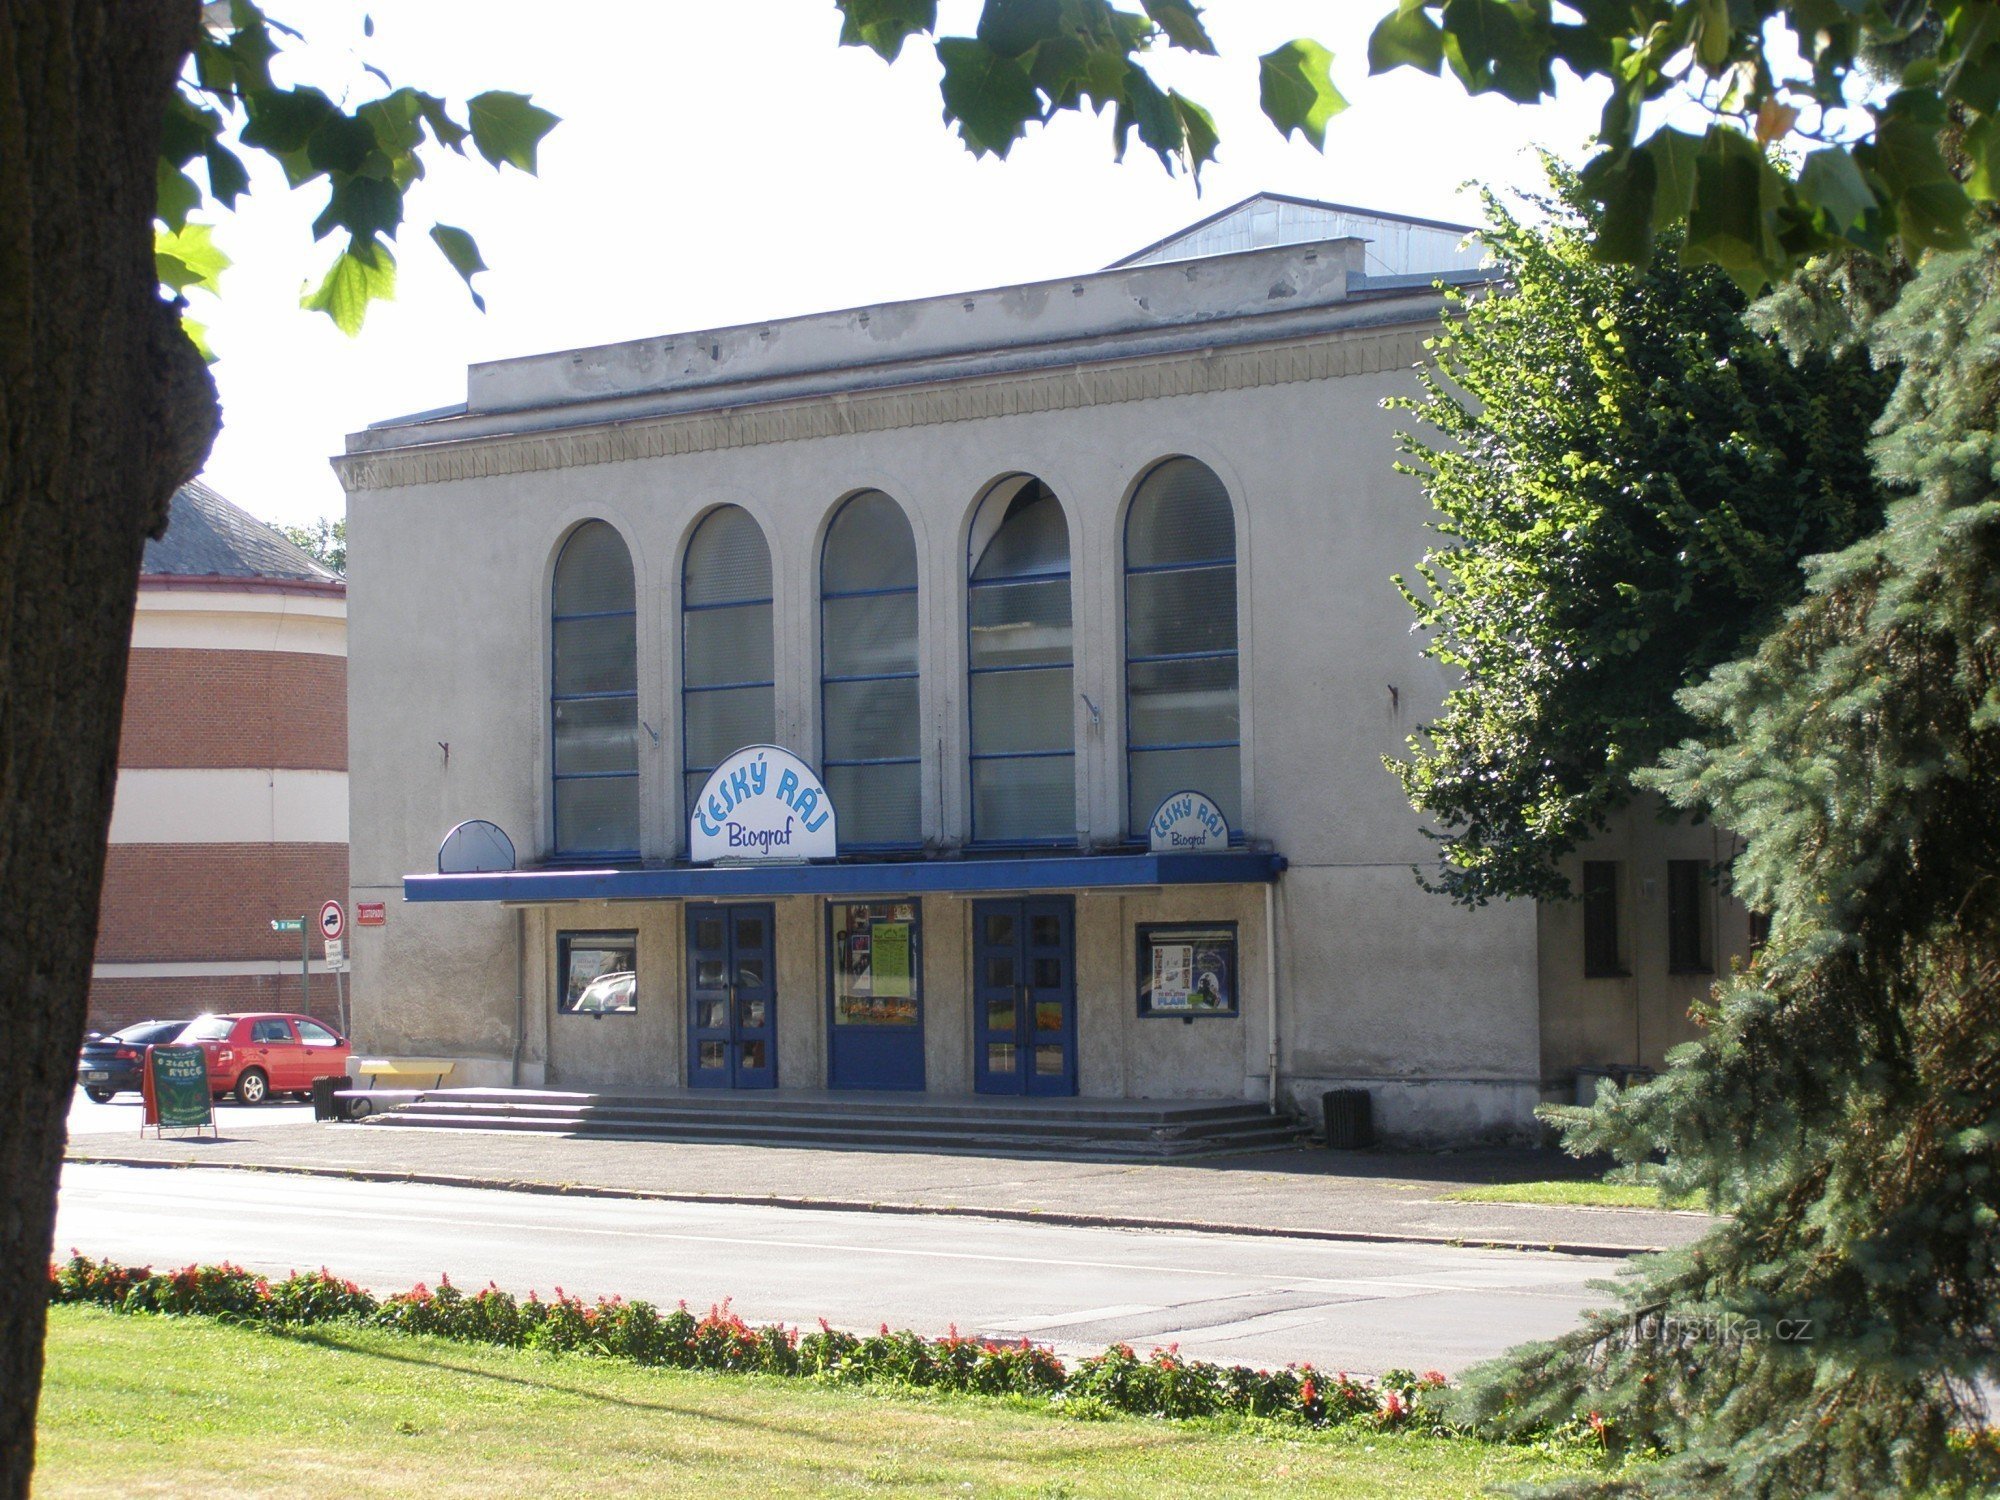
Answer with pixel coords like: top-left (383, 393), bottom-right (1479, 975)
top-left (0, 5), bottom-right (218, 1493)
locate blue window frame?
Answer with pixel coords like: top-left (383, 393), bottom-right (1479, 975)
top-left (821, 492), bottom-right (921, 847)
top-left (1124, 458), bottom-right (1241, 837)
top-left (966, 477), bottom-right (1074, 845)
top-left (551, 521), bottom-right (639, 858)
top-left (682, 506), bottom-right (776, 832)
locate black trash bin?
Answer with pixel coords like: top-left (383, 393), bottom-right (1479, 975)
top-left (310, 1075), bottom-right (344, 1121)
top-left (1322, 1088), bottom-right (1375, 1149)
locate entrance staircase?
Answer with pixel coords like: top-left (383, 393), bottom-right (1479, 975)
top-left (352, 1087), bottom-right (1305, 1160)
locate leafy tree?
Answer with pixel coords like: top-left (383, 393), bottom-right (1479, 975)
top-left (1385, 170), bottom-right (1892, 904)
top-left (0, 6), bottom-right (550, 1491)
top-left (1455, 226), bottom-right (2000, 1496)
top-left (281, 515), bottom-right (346, 575)
top-left (838, 0), bottom-right (2000, 287)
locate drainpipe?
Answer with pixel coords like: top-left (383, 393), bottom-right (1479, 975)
top-left (1263, 881), bottom-right (1280, 1111)
top-left (512, 907), bottom-right (526, 1086)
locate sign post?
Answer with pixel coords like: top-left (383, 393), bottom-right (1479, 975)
top-left (319, 902), bottom-right (348, 1036)
top-left (141, 1045), bottom-right (214, 1137)
top-left (272, 916), bottom-right (307, 1013)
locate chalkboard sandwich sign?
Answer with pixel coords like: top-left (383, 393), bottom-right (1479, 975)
top-left (141, 1044), bottom-right (216, 1137)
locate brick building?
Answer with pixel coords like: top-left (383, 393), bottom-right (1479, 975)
top-left (88, 480), bottom-right (349, 1033)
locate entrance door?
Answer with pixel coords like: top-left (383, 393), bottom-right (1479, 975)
top-left (686, 904), bottom-right (778, 1089)
top-left (971, 897), bottom-right (1076, 1096)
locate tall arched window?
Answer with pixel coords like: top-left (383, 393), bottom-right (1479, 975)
top-left (821, 492), bottom-right (920, 846)
top-left (682, 506), bottom-right (775, 825)
top-left (1125, 458), bottom-right (1240, 835)
top-left (967, 477), bottom-right (1073, 843)
top-left (551, 520), bottom-right (639, 858)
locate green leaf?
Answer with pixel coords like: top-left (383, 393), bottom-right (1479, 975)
top-left (156, 158), bottom-right (201, 232)
top-left (837, 0), bottom-right (939, 61)
top-left (413, 92), bottom-right (470, 151)
top-left (1691, 0), bottom-right (1733, 71)
top-left (312, 175), bottom-right (404, 244)
top-left (1797, 146), bottom-right (1877, 232)
top-left (1170, 89), bottom-right (1219, 182)
top-left (1643, 127), bottom-right (1702, 229)
top-left (178, 315), bottom-right (217, 365)
top-left (1113, 65), bottom-right (1182, 166)
top-left (1143, 0), bottom-right (1216, 55)
top-left (240, 85), bottom-right (341, 156)
top-left (937, 36), bottom-right (1041, 157)
top-left (155, 222), bottom-right (231, 296)
top-left (1370, 2), bottom-right (1445, 75)
top-left (1258, 38), bottom-right (1345, 150)
top-left (1864, 97), bottom-right (1974, 250)
top-left (1964, 114), bottom-right (2000, 200)
top-left (1682, 126), bottom-right (1785, 292)
top-left (466, 90), bottom-right (559, 172)
top-left (203, 142), bottom-right (251, 207)
top-left (302, 236), bottom-right (397, 336)
top-left (1580, 149), bottom-right (1656, 263)
top-left (1438, 0), bottom-right (1550, 102)
top-left (430, 223), bottom-right (489, 312)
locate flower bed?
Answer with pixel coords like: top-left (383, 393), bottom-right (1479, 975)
top-left (50, 1253), bottom-right (1448, 1430)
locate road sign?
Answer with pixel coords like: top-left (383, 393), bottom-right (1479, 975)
top-left (271, 918), bottom-right (303, 932)
top-left (319, 900), bottom-right (346, 941)
top-left (356, 902), bottom-right (386, 926)
top-left (324, 937), bottom-right (344, 967)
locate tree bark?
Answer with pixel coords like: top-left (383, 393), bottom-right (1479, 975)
top-left (0, 5), bottom-right (218, 1493)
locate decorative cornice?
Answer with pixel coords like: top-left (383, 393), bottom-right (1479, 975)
top-left (335, 324), bottom-right (1431, 493)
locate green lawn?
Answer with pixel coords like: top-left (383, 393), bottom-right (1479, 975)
top-left (35, 1306), bottom-right (1610, 1498)
top-left (1440, 1181), bottom-right (1692, 1209)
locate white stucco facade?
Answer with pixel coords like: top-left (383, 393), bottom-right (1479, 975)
top-left (336, 207), bottom-right (1729, 1144)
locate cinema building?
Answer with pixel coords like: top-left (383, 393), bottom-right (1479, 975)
top-left (339, 194), bottom-right (1753, 1144)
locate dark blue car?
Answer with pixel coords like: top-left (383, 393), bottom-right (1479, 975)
top-left (76, 1019), bottom-right (193, 1102)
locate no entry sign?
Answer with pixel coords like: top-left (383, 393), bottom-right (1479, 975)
top-left (319, 900), bottom-right (345, 941)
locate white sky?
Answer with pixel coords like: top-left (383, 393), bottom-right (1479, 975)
top-left (191, 1), bottom-right (1612, 531)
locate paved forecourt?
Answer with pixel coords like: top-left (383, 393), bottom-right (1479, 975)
top-left (55, 1162), bottom-right (1621, 1377)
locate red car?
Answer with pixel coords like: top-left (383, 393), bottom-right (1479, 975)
top-left (176, 1012), bottom-right (350, 1105)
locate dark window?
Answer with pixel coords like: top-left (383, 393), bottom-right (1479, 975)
top-left (1667, 860), bottom-right (1712, 974)
top-left (552, 521), bottom-right (639, 857)
top-left (559, 930), bottom-right (639, 1015)
top-left (967, 477), bottom-right (1074, 843)
top-left (251, 1019), bottom-right (294, 1044)
top-left (1583, 861), bottom-right (1625, 978)
top-left (1748, 908), bottom-right (1773, 952)
top-left (683, 507), bottom-right (775, 830)
top-left (1124, 458), bottom-right (1241, 838)
top-left (821, 494), bottom-right (921, 846)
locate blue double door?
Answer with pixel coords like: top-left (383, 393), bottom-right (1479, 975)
top-left (972, 897), bottom-right (1077, 1096)
top-left (686, 904), bottom-right (778, 1089)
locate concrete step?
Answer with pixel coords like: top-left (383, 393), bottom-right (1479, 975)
top-left (353, 1088), bottom-right (1305, 1160)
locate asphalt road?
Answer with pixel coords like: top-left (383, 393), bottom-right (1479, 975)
top-left (54, 1162), bottom-right (1620, 1375)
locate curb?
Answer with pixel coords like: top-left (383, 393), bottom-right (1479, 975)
top-left (64, 1151), bottom-right (1664, 1259)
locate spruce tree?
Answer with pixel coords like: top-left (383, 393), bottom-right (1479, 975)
top-left (1456, 227), bottom-right (2000, 1497)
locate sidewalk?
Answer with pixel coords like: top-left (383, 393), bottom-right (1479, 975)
top-left (66, 1122), bottom-right (1711, 1257)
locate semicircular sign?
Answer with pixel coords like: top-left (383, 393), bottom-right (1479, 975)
top-left (1148, 789), bottom-right (1230, 854)
top-left (690, 745), bottom-right (838, 863)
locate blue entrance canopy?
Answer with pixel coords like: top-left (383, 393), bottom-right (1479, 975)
top-left (404, 850), bottom-right (1285, 904)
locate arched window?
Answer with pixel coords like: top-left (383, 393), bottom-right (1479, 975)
top-left (551, 520), bottom-right (639, 857)
top-left (1124, 458), bottom-right (1240, 835)
top-left (821, 492), bottom-right (921, 846)
top-left (682, 506), bottom-right (775, 826)
top-left (967, 477), bottom-right (1073, 843)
